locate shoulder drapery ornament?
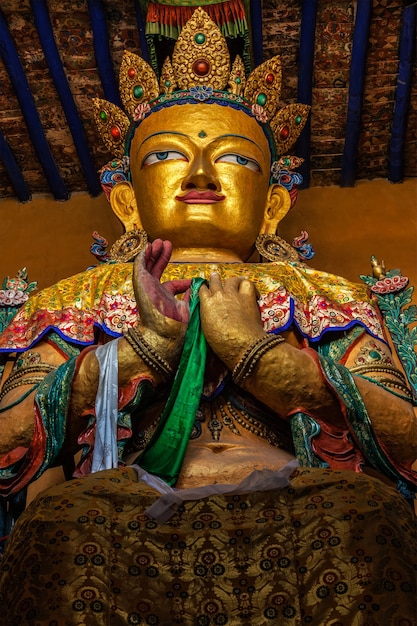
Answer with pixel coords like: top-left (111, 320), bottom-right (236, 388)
top-left (92, 8), bottom-right (310, 171)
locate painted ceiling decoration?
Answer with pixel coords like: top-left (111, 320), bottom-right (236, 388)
top-left (0, 0), bottom-right (415, 203)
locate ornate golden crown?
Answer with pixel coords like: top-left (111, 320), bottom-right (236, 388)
top-left (93, 8), bottom-right (309, 165)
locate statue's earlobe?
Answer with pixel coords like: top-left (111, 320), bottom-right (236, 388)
top-left (259, 184), bottom-right (292, 235)
top-left (109, 181), bottom-right (143, 233)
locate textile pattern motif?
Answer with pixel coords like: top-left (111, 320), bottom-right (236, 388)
top-left (0, 467), bottom-right (415, 625)
top-left (0, 262), bottom-right (384, 351)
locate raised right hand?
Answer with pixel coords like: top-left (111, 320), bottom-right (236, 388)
top-left (132, 239), bottom-right (191, 363)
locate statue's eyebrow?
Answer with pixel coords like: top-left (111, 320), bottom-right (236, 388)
top-left (139, 131), bottom-right (188, 146)
top-left (136, 131), bottom-right (266, 158)
top-left (134, 130), bottom-right (188, 157)
top-left (215, 134), bottom-right (267, 157)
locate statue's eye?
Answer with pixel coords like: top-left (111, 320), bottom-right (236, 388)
top-left (215, 153), bottom-right (260, 172)
top-left (142, 151), bottom-right (188, 166)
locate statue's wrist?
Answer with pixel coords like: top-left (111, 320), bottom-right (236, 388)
top-left (125, 326), bottom-right (183, 380)
top-left (231, 334), bottom-right (286, 385)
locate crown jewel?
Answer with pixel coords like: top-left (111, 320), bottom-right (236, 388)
top-left (93, 8), bottom-right (309, 161)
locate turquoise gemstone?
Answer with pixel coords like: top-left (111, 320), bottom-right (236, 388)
top-left (369, 350), bottom-right (381, 360)
top-left (195, 33), bottom-right (205, 44)
top-left (256, 93), bottom-right (267, 106)
top-left (133, 85), bottom-right (144, 99)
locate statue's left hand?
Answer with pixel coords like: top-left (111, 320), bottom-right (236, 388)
top-left (132, 239), bottom-right (191, 362)
top-left (199, 274), bottom-right (266, 370)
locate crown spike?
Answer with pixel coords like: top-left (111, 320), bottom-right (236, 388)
top-left (244, 57), bottom-right (282, 120)
top-left (228, 55), bottom-right (246, 95)
top-left (119, 51), bottom-right (159, 117)
top-left (171, 7), bottom-right (230, 90)
top-left (160, 57), bottom-right (177, 94)
top-left (93, 98), bottom-right (130, 158)
top-left (270, 103), bottom-right (311, 153)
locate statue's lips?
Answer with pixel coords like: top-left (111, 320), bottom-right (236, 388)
top-left (175, 190), bottom-right (225, 204)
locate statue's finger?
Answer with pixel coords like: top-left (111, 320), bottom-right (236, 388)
top-left (223, 276), bottom-right (244, 292)
top-left (208, 272), bottom-right (223, 292)
top-left (238, 278), bottom-right (257, 297)
top-left (163, 279), bottom-right (192, 295)
top-left (145, 239), bottom-right (164, 273)
top-left (151, 240), bottom-right (172, 279)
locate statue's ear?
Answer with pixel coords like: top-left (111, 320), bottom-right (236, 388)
top-left (259, 184), bottom-right (292, 235)
top-left (109, 181), bottom-right (143, 233)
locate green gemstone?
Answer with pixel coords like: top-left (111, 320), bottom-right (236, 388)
top-left (283, 158), bottom-right (290, 166)
top-left (235, 77), bottom-right (241, 85)
top-left (165, 80), bottom-right (171, 87)
top-left (195, 33), bottom-right (205, 44)
top-left (256, 93), bottom-right (267, 106)
top-left (133, 85), bottom-right (144, 99)
top-left (295, 114), bottom-right (302, 125)
top-left (111, 160), bottom-right (118, 167)
top-left (369, 350), bottom-right (381, 360)
top-left (100, 110), bottom-right (107, 121)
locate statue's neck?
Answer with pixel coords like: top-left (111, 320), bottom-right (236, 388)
top-left (170, 247), bottom-right (245, 263)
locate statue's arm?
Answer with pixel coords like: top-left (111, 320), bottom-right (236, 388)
top-left (242, 334), bottom-right (416, 466)
top-left (0, 241), bottom-right (189, 493)
top-left (199, 275), bottom-right (417, 468)
top-left (0, 334), bottom-right (168, 491)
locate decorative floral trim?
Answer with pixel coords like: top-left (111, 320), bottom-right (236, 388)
top-left (133, 102), bottom-right (151, 121)
top-left (99, 159), bottom-right (129, 200)
top-left (371, 275), bottom-right (409, 294)
top-left (190, 85), bottom-right (213, 101)
top-left (251, 103), bottom-right (267, 123)
top-left (0, 290), bottom-right (29, 306)
top-left (361, 262), bottom-right (417, 400)
top-left (90, 231), bottom-right (111, 264)
top-left (0, 268), bottom-right (37, 334)
top-left (292, 231), bottom-right (315, 261)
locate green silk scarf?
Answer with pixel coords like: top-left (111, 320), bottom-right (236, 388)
top-left (138, 277), bottom-right (207, 485)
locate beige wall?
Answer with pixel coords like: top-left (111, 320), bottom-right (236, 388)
top-left (1, 178), bottom-right (416, 301)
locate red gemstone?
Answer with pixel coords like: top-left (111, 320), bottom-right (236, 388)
top-left (193, 58), bottom-right (210, 77)
top-left (280, 125), bottom-right (290, 140)
top-left (128, 67), bottom-right (135, 78)
top-left (111, 126), bottom-right (121, 140)
top-left (265, 73), bottom-right (275, 85)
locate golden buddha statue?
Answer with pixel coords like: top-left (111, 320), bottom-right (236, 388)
top-left (0, 10), bottom-right (415, 624)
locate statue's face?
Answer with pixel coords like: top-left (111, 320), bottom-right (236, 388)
top-left (130, 104), bottom-right (272, 261)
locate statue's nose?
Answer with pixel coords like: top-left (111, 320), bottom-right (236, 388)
top-left (181, 155), bottom-right (221, 191)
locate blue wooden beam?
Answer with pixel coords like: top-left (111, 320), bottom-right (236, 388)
top-left (0, 131), bottom-right (31, 202)
top-left (340, 0), bottom-right (373, 187)
top-left (0, 9), bottom-right (69, 200)
top-left (31, 0), bottom-right (101, 196)
top-left (388, 4), bottom-right (416, 183)
top-left (87, 0), bottom-right (121, 106)
top-left (133, 0), bottom-right (150, 64)
top-left (249, 0), bottom-right (263, 67)
top-left (296, 0), bottom-right (318, 189)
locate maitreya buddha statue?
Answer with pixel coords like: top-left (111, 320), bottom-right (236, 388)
top-left (0, 9), bottom-right (415, 624)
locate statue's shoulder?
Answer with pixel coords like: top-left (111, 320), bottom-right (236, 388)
top-left (245, 262), bottom-right (373, 305)
top-left (245, 262), bottom-right (384, 342)
top-left (0, 263), bottom-right (135, 352)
